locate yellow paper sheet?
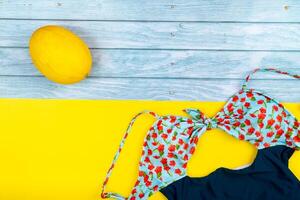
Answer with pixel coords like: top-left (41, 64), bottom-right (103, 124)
top-left (0, 99), bottom-right (299, 200)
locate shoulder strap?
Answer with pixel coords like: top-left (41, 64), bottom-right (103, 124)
top-left (242, 68), bottom-right (300, 90)
top-left (101, 110), bottom-right (159, 200)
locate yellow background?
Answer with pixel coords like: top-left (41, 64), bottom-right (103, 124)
top-left (0, 99), bottom-right (299, 200)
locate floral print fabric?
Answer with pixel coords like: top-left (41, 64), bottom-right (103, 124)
top-left (217, 88), bottom-right (300, 149)
top-left (101, 68), bottom-right (300, 200)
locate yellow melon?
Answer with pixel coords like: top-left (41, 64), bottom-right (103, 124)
top-left (29, 25), bottom-right (92, 84)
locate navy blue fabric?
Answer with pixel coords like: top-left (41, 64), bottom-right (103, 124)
top-left (160, 146), bottom-right (300, 200)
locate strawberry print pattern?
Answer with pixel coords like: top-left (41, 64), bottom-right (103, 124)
top-left (101, 68), bottom-right (300, 200)
top-left (127, 110), bottom-right (211, 200)
top-left (217, 88), bottom-right (300, 149)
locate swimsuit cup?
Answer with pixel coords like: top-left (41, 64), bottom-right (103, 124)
top-left (101, 68), bottom-right (300, 200)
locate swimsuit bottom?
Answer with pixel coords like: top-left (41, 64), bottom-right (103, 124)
top-left (160, 145), bottom-right (300, 200)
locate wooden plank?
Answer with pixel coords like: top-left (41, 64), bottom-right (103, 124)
top-left (0, 76), bottom-right (299, 101)
top-left (2, 20), bottom-right (300, 50)
top-left (0, 0), bottom-right (299, 22)
top-left (1, 48), bottom-right (300, 78)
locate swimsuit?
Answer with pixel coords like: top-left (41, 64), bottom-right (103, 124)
top-left (161, 145), bottom-right (300, 200)
top-left (101, 68), bottom-right (300, 200)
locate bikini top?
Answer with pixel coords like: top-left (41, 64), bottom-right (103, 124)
top-left (101, 68), bottom-right (300, 200)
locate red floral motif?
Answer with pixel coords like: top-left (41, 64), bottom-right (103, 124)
top-left (143, 141), bottom-right (147, 147)
top-left (237, 109), bottom-right (244, 115)
top-left (239, 134), bottom-right (245, 140)
top-left (258, 113), bottom-right (266, 120)
top-left (152, 132), bottom-right (157, 139)
top-left (161, 158), bottom-right (167, 165)
top-left (272, 139), bottom-right (278, 143)
top-left (263, 143), bottom-right (270, 148)
top-left (224, 120), bottom-right (230, 124)
top-left (187, 127), bottom-right (194, 137)
top-left (232, 95), bottom-right (239, 102)
top-left (183, 154), bottom-right (188, 161)
top-left (168, 145), bottom-right (176, 152)
top-left (175, 169), bottom-right (182, 175)
top-left (244, 119), bottom-right (251, 126)
top-left (247, 127), bottom-right (255, 135)
top-left (276, 129), bottom-right (284, 137)
top-left (294, 121), bottom-right (300, 128)
top-left (155, 166), bottom-right (162, 174)
top-left (244, 102), bottom-right (250, 108)
top-left (227, 103), bottom-right (233, 110)
top-left (190, 136), bottom-right (199, 144)
top-left (257, 100), bottom-right (264, 104)
top-left (178, 138), bottom-right (184, 145)
top-left (259, 107), bottom-right (266, 113)
top-left (157, 144), bottom-right (164, 153)
top-left (145, 181), bottom-right (151, 187)
top-left (276, 115), bottom-right (282, 122)
top-left (225, 125), bottom-right (231, 131)
top-left (157, 120), bottom-right (163, 131)
top-left (132, 188), bottom-right (137, 194)
top-left (169, 160), bottom-right (176, 166)
top-left (183, 143), bottom-right (189, 150)
top-left (218, 118), bottom-right (224, 123)
top-left (282, 111), bottom-right (287, 117)
top-left (148, 164), bottom-right (154, 170)
top-left (190, 146), bottom-right (195, 154)
top-left (168, 152), bottom-right (174, 158)
top-left (228, 106), bottom-right (234, 113)
top-left (272, 105), bottom-right (278, 111)
top-left (246, 92), bottom-right (253, 98)
top-left (255, 131), bottom-right (261, 137)
top-left (233, 121), bottom-right (241, 127)
top-left (267, 119), bottom-right (275, 127)
top-left (170, 116), bottom-right (176, 123)
top-left (287, 141), bottom-right (293, 146)
top-left (143, 174), bottom-right (149, 182)
top-left (139, 193), bottom-right (145, 198)
top-left (293, 135), bottom-right (300, 143)
top-left (267, 131), bottom-right (274, 137)
top-left (187, 119), bottom-right (193, 124)
top-left (161, 134), bottom-right (168, 140)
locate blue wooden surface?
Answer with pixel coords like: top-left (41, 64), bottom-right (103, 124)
top-left (0, 1), bottom-right (300, 101)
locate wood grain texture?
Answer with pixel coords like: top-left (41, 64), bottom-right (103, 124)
top-left (0, 0), bottom-right (300, 22)
top-left (0, 76), bottom-right (299, 101)
top-left (1, 48), bottom-right (300, 78)
top-left (0, 1), bottom-right (300, 101)
top-left (3, 20), bottom-right (300, 50)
